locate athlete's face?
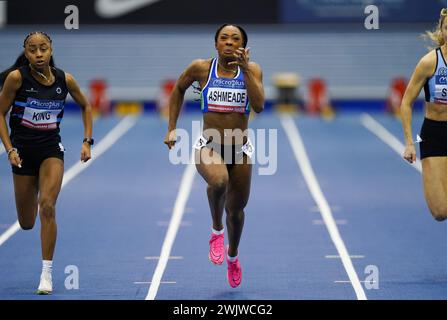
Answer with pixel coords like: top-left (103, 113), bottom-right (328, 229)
top-left (24, 34), bottom-right (52, 71)
top-left (215, 26), bottom-right (244, 60)
top-left (441, 17), bottom-right (447, 43)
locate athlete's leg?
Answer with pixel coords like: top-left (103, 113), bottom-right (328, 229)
top-left (38, 158), bottom-right (63, 260)
top-left (195, 147), bottom-right (229, 231)
top-left (225, 157), bottom-right (252, 257)
top-left (13, 174), bottom-right (39, 230)
top-left (422, 157), bottom-right (447, 221)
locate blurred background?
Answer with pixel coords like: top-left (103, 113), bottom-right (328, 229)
top-left (0, 0), bottom-right (444, 117)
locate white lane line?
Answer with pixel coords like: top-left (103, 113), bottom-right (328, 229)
top-left (144, 256), bottom-right (183, 260)
top-left (0, 115), bottom-right (139, 247)
top-left (0, 221), bottom-right (20, 247)
top-left (313, 219), bottom-right (347, 225)
top-left (360, 113), bottom-right (422, 173)
top-left (145, 159), bottom-right (196, 300)
top-left (136, 282), bottom-right (176, 285)
top-left (163, 207), bottom-right (195, 214)
top-left (326, 255), bottom-right (365, 259)
top-left (280, 114), bottom-right (367, 300)
top-left (335, 281), bottom-right (376, 284)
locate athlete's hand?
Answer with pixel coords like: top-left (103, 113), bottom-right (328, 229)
top-left (164, 129), bottom-right (177, 150)
top-left (81, 143), bottom-right (91, 163)
top-left (403, 144), bottom-right (417, 163)
top-left (8, 149), bottom-right (22, 168)
top-left (229, 47), bottom-right (250, 71)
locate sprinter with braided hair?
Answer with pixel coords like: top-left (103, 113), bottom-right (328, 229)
top-left (0, 31), bottom-right (94, 294)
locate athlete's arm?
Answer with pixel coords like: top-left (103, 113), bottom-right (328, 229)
top-left (243, 62), bottom-right (264, 113)
top-left (401, 52), bottom-right (434, 163)
top-left (230, 48), bottom-right (264, 113)
top-left (66, 73), bottom-right (93, 162)
top-left (165, 59), bottom-right (206, 149)
top-left (0, 70), bottom-right (22, 167)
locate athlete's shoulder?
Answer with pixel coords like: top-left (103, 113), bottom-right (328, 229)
top-left (419, 49), bottom-right (437, 68)
top-left (183, 59), bottom-right (213, 81)
top-left (248, 60), bottom-right (260, 67)
top-left (64, 72), bottom-right (74, 82)
top-left (64, 72), bottom-right (80, 91)
top-left (247, 61), bottom-right (262, 72)
top-left (415, 50), bottom-right (438, 77)
top-left (5, 70), bottom-right (23, 87)
top-left (6, 69), bottom-right (22, 82)
top-left (1, 69), bottom-right (22, 92)
top-left (188, 59), bottom-right (212, 72)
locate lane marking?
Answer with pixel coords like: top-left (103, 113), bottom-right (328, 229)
top-left (326, 255), bottom-right (365, 259)
top-left (135, 281), bottom-right (176, 285)
top-left (145, 157), bottom-right (196, 300)
top-left (163, 207), bottom-right (195, 214)
top-left (280, 114), bottom-right (367, 300)
top-left (335, 280), bottom-right (376, 284)
top-left (144, 256), bottom-right (183, 260)
top-left (313, 219), bottom-right (347, 225)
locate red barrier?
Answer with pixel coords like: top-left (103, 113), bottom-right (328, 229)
top-left (89, 79), bottom-right (110, 116)
top-left (386, 77), bottom-right (407, 115)
top-left (307, 78), bottom-right (334, 117)
top-left (157, 79), bottom-right (176, 118)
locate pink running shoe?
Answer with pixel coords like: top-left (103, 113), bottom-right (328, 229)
top-left (209, 233), bottom-right (224, 265)
top-left (226, 250), bottom-right (242, 288)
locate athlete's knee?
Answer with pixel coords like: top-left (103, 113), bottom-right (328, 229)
top-left (39, 198), bottom-right (56, 219)
top-left (428, 205), bottom-right (447, 221)
top-left (18, 219), bottom-right (35, 230)
top-left (225, 203), bottom-right (246, 217)
top-left (16, 209), bottom-right (37, 230)
top-left (208, 176), bottom-right (229, 193)
top-left (431, 210), bottom-right (447, 221)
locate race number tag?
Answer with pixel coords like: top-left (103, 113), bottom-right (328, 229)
top-left (194, 135), bottom-right (208, 150)
top-left (241, 139), bottom-right (254, 158)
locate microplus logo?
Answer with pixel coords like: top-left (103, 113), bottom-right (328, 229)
top-left (28, 98), bottom-right (64, 110)
top-left (436, 76), bottom-right (447, 85)
top-left (212, 79), bottom-right (245, 88)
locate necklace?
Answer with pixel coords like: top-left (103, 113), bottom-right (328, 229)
top-left (218, 62), bottom-right (237, 74)
top-left (29, 64), bottom-right (54, 84)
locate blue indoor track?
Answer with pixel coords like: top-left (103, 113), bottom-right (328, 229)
top-left (1, 110), bottom-right (446, 300)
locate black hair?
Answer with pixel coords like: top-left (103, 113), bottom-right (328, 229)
top-left (23, 31), bottom-right (52, 47)
top-left (214, 24), bottom-right (248, 48)
top-left (0, 32), bottom-right (55, 86)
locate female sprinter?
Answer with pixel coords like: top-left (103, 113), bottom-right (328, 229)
top-left (164, 24), bottom-right (264, 288)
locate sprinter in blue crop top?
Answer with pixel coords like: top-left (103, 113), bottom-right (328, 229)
top-left (401, 8), bottom-right (447, 222)
top-left (0, 32), bottom-right (93, 295)
top-left (164, 24), bottom-right (264, 288)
